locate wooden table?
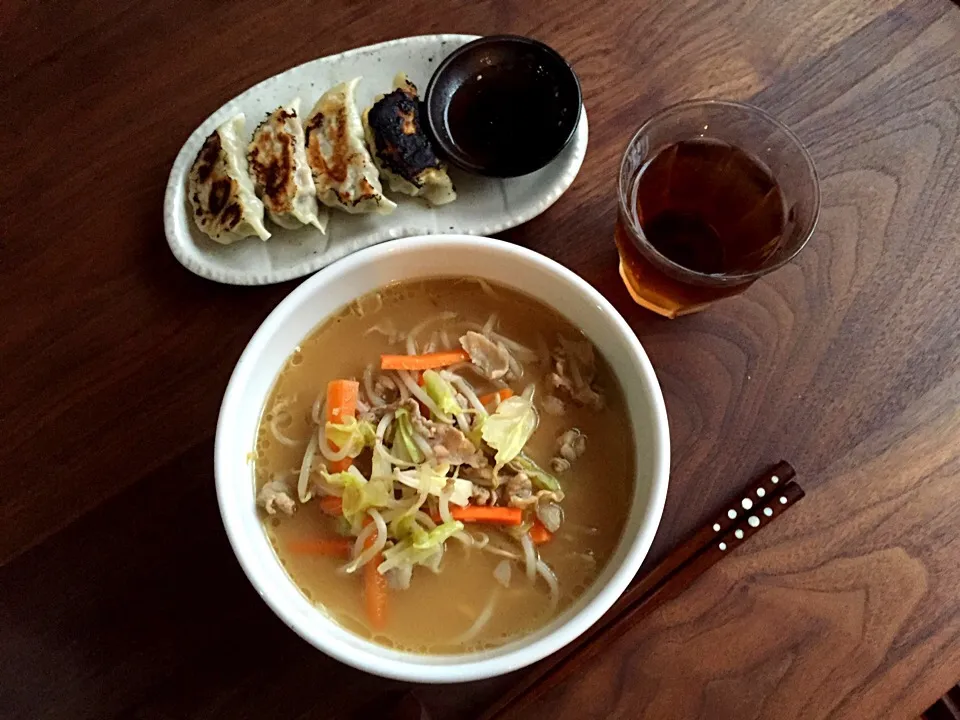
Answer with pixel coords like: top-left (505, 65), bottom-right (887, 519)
top-left (2, 0), bottom-right (959, 717)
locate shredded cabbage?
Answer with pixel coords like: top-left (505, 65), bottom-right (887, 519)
top-left (394, 463), bottom-right (448, 496)
top-left (371, 444), bottom-right (391, 482)
top-left (334, 516), bottom-right (353, 537)
top-left (393, 464), bottom-right (473, 505)
top-left (413, 519), bottom-right (464, 550)
top-left (378, 519), bottom-right (464, 574)
top-left (390, 432), bottom-right (411, 464)
top-left (393, 408), bottom-right (424, 463)
top-left (447, 477), bottom-right (474, 506)
top-left (344, 479), bottom-right (392, 522)
top-left (392, 515), bottom-right (429, 545)
top-left (481, 385), bottom-right (539, 468)
top-left (467, 414), bottom-right (485, 447)
top-left (371, 443), bottom-right (414, 481)
top-left (321, 466), bottom-right (392, 523)
top-left (422, 370), bottom-right (462, 416)
top-left (324, 418), bottom-right (376, 459)
top-left (512, 453), bottom-right (562, 493)
top-left (320, 465), bottom-right (367, 487)
top-left (378, 544), bottom-right (437, 574)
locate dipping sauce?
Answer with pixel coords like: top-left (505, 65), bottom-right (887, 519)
top-left (425, 36), bottom-right (582, 177)
top-left (446, 60), bottom-right (573, 173)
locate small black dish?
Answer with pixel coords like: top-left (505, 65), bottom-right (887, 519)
top-left (424, 35), bottom-right (582, 178)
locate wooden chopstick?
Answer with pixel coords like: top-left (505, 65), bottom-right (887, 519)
top-left (629, 459), bottom-right (796, 601)
top-left (480, 461), bottom-right (805, 720)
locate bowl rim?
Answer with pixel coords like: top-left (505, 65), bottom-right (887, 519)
top-left (215, 234), bottom-right (670, 683)
top-left (423, 35), bottom-right (583, 177)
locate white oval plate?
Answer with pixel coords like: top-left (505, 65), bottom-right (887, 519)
top-left (163, 34), bottom-right (589, 286)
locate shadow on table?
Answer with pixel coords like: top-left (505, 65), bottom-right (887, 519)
top-left (0, 439), bottom-right (524, 720)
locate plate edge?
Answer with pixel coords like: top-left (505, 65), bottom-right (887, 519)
top-left (163, 35), bottom-right (588, 286)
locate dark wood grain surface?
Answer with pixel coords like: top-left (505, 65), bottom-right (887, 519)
top-left (2, 0), bottom-right (959, 718)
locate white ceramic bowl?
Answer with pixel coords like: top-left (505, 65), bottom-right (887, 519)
top-left (215, 234), bottom-right (670, 683)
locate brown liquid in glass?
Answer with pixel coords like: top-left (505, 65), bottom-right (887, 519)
top-left (615, 139), bottom-right (788, 317)
top-left (635, 139), bottom-right (786, 274)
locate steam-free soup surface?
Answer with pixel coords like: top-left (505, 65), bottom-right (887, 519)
top-left (254, 278), bottom-right (633, 653)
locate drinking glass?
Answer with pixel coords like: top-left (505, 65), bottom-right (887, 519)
top-left (615, 99), bottom-right (820, 318)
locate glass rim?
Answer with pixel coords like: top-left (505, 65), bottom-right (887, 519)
top-left (617, 98), bottom-right (822, 285)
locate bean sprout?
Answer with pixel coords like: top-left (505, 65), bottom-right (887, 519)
top-left (351, 292), bottom-right (383, 318)
top-left (310, 393), bottom-right (325, 424)
top-left (536, 559), bottom-right (560, 612)
top-left (491, 332), bottom-right (538, 362)
top-left (414, 511), bottom-right (438, 530)
top-left (442, 371), bottom-right (488, 415)
top-left (375, 412), bottom-right (394, 441)
top-left (454, 589), bottom-right (500, 643)
top-left (483, 544), bottom-right (521, 560)
top-left (411, 433), bottom-right (435, 463)
top-left (499, 343), bottom-right (523, 380)
top-left (363, 364), bottom-right (385, 407)
top-left (346, 522), bottom-right (376, 566)
top-left (494, 560), bottom-right (512, 588)
top-left (398, 488), bottom-right (430, 519)
top-left (342, 509), bottom-right (387, 573)
top-left (450, 531), bottom-right (474, 550)
top-left (405, 312), bottom-right (457, 355)
top-left (364, 319), bottom-right (400, 344)
top-left (475, 278), bottom-right (500, 299)
top-left (445, 362), bottom-right (508, 389)
top-left (439, 485), bottom-right (454, 524)
top-left (536, 334), bottom-right (551, 368)
top-left (470, 532), bottom-right (490, 550)
top-left (452, 404), bottom-right (470, 434)
top-left (393, 371), bottom-right (411, 400)
top-left (297, 433), bottom-right (318, 503)
top-left (380, 498), bottom-right (423, 523)
top-left (397, 370), bottom-right (450, 422)
top-left (317, 421), bottom-right (353, 462)
top-left (519, 533), bottom-right (537, 583)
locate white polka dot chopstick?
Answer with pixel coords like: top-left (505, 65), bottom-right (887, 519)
top-left (615, 461), bottom-right (805, 614)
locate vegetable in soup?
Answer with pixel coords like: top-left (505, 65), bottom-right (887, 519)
top-left (254, 278), bottom-right (633, 653)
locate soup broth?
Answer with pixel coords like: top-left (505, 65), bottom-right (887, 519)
top-left (254, 278), bottom-right (634, 653)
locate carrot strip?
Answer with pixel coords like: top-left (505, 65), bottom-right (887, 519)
top-left (326, 379), bottom-right (358, 423)
top-left (362, 519), bottom-right (387, 629)
top-left (529, 520), bottom-right (553, 545)
top-left (287, 538), bottom-right (353, 557)
top-left (380, 349), bottom-right (470, 371)
top-left (478, 388), bottom-right (514, 406)
top-left (445, 505), bottom-right (524, 526)
top-left (364, 552), bottom-right (387, 629)
top-left (318, 496), bottom-right (343, 516)
top-left (326, 379), bottom-right (359, 472)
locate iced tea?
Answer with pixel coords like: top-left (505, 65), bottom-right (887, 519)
top-left (616, 101), bottom-right (820, 318)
